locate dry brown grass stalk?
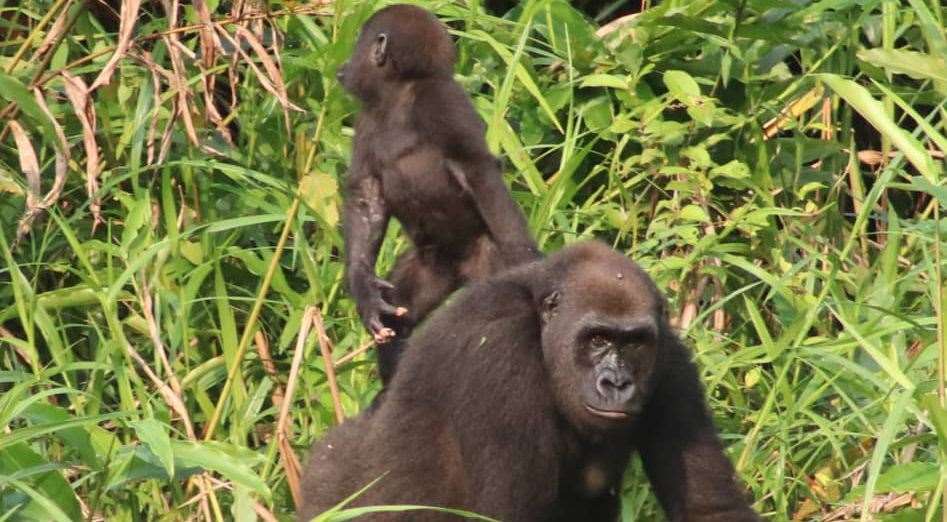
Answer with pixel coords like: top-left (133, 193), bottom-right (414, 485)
top-left (274, 307), bottom-right (314, 507)
top-left (13, 89), bottom-right (70, 242)
top-left (33, 0), bottom-right (74, 59)
top-left (312, 308), bottom-right (345, 425)
top-left (595, 13), bottom-right (641, 38)
top-left (254, 330), bottom-right (303, 508)
top-left (60, 71), bottom-right (103, 228)
top-left (333, 339), bottom-right (375, 368)
top-left (89, 0), bottom-right (141, 91)
top-left (7, 121), bottom-right (40, 201)
top-left (139, 280), bottom-right (183, 395)
top-left (217, 23), bottom-right (303, 124)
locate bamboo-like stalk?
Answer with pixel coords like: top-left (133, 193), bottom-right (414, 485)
top-left (935, 201), bottom-right (946, 522)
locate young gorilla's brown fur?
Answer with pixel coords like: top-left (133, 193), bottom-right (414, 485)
top-left (338, 4), bottom-right (540, 384)
top-left (299, 242), bottom-right (759, 522)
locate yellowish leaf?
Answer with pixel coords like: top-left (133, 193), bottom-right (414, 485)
top-left (299, 171), bottom-right (339, 227)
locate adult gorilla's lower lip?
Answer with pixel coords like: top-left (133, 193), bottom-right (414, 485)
top-left (585, 404), bottom-right (630, 419)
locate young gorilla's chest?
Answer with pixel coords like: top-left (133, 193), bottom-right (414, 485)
top-left (364, 125), bottom-right (486, 248)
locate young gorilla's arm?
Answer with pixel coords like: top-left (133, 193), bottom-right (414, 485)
top-left (421, 83), bottom-right (540, 266)
top-left (447, 155), bottom-right (541, 265)
top-left (636, 333), bottom-right (760, 522)
top-left (342, 169), bottom-right (401, 343)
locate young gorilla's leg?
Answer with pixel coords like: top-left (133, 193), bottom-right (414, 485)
top-left (377, 249), bottom-right (459, 385)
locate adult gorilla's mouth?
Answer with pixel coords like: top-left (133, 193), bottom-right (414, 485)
top-left (585, 404), bottom-right (631, 420)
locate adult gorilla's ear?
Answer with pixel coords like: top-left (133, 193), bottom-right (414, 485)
top-left (540, 290), bottom-right (561, 325)
top-left (371, 33), bottom-right (388, 66)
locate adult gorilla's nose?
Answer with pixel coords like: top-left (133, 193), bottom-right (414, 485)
top-left (596, 369), bottom-right (633, 401)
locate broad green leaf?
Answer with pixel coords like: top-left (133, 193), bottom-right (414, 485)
top-left (171, 441), bottom-right (270, 498)
top-left (0, 477), bottom-right (73, 522)
top-left (0, 412), bottom-right (130, 451)
top-left (0, 443), bottom-right (81, 521)
top-left (131, 419), bottom-right (174, 478)
top-left (857, 48), bottom-right (947, 92)
top-left (679, 205), bottom-right (709, 222)
top-left (818, 74), bottom-right (941, 180)
top-left (711, 160), bottom-right (750, 179)
top-left (179, 240), bottom-right (204, 265)
top-left (579, 74), bottom-right (629, 90)
top-left (0, 72), bottom-right (57, 144)
top-left (300, 170), bottom-right (340, 227)
top-left (663, 70), bottom-right (701, 99)
top-left (22, 403), bottom-right (99, 468)
top-left (861, 462), bottom-right (938, 494)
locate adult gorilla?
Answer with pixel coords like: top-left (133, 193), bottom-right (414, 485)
top-left (299, 241), bottom-right (758, 522)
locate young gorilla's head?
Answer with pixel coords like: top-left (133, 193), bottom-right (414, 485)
top-left (337, 4), bottom-right (456, 103)
top-left (534, 242), bottom-right (663, 433)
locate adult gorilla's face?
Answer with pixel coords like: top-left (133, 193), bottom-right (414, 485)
top-left (540, 255), bottom-right (660, 432)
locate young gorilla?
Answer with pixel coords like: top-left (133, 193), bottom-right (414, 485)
top-left (299, 242), bottom-right (759, 522)
top-left (337, 4), bottom-right (540, 384)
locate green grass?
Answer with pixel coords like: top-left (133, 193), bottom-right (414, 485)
top-left (1, 0), bottom-right (946, 520)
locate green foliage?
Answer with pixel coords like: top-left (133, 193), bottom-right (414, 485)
top-left (1, 0), bottom-right (946, 520)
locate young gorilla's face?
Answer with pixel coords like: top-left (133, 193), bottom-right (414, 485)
top-left (540, 251), bottom-right (660, 433)
top-left (336, 23), bottom-right (387, 102)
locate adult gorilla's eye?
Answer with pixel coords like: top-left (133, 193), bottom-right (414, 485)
top-left (590, 335), bottom-right (610, 349)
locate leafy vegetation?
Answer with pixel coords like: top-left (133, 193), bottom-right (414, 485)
top-left (1, 0), bottom-right (946, 520)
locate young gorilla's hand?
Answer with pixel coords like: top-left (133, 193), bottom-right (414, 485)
top-left (355, 276), bottom-right (407, 343)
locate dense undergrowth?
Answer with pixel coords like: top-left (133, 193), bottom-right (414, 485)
top-left (1, 0), bottom-right (946, 520)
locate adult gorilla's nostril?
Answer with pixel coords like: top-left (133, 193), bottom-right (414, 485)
top-left (595, 375), bottom-right (609, 398)
top-left (596, 371), bottom-right (632, 398)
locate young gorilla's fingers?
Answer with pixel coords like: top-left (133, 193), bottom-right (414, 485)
top-left (373, 296), bottom-right (406, 318)
top-left (372, 277), bottom-right (396, 291)
top-left (370, 320), bottom-right (396, 344)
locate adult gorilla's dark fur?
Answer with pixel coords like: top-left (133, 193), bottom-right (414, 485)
top-left (337, 4), bottom-right (540, 385)
top-left (299, 242), bottom-right (759, 521)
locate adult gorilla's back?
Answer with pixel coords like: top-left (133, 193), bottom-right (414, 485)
top-left (298, 242), bottom-right (758, 522)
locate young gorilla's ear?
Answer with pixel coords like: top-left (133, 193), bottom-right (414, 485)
top-left (371, 33), bottom-right (388, 66)
top-left (540, 290), bottom-right (561, 325)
